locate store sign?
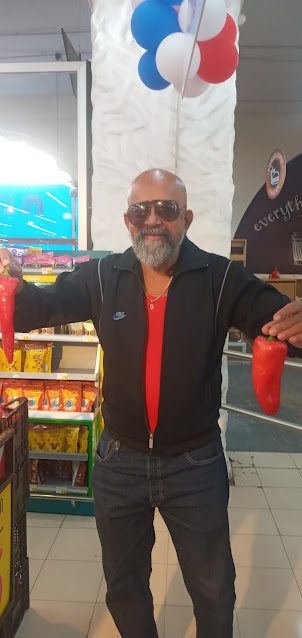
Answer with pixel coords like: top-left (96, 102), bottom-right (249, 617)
top-left (266, 149), bottom-right (286, 199)
top-left (0, 483), bottom-right (11, 618)
top-left (235, 153), bottom-right (302, 273)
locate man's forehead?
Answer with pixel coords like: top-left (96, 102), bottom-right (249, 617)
top-left (128, 178), bottom-right (186, 206)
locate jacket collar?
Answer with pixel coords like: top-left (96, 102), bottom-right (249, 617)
top-left (114, 237), bottom-right (209, 277)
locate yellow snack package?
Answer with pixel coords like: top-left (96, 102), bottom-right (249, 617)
top-left (44, 343), bottom-right (53, 373)
top-left (44, 426), bottom-right (65, 453)
top-left (78, 426), bottom-right (89, 454)
top-left (31, 426), bottom-right (46, 452)
top-left (21, 345), bottom-right (26, 371)
top-left (0, 344), bottom-right (6, 372)
top-left (28, 428), bottom-right (34, 451)
top-left (24, 343), bottom-right (47, 373)
top-left (65, 426), bottom-right (79, 453)
top-left (0, 343), bottom-right (21, 373)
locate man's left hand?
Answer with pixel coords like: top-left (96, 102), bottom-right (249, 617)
top-left (262, 300), bottom-right (302, 347)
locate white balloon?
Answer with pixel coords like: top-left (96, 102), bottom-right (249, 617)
top-left (131, 0), bottom-right (145, 9)
top-left (178, 0), bottom-right (193, 32)
top-left (156, 33), bottom-right (201, 86)
top-left (174, 75), bottom-right (210, 98)
top-left (225, 0), bottom-right (232, 7)
top-left (197, 0), bottom-right (227, 42)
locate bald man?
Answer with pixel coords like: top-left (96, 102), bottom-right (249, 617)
top-left (2, 168), bottom-right (302, 638)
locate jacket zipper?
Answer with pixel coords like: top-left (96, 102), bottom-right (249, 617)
top-left (114, 263), bottom-right (209, 455)
top-left (116, 266), bottom-right (154, 454)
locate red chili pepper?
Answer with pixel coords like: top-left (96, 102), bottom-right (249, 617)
top-left (252, 335), bottom-right (288, 415)
top-left (0, 268), bottom-right (19, 364)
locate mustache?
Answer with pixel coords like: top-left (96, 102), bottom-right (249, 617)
top-left (137, 226), bottom-right (172, 239)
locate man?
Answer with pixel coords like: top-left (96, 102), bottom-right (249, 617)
top-left (1, 168), bottom-right (302, 638)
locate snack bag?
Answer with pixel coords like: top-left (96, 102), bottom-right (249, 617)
top-left (40, 327), bottom-right (54, 335)
top-left (21, 345), bottom-right (26, 371)
top-left (73, 255), bottom-right (90, 266)
top-left (24, 343), bottom-right (47, 373)
top-left (30, 458), bottom-right (40, 484)
top-left (36, 253), bottom-right (55, 268)
top-left (61, 383), bottom-right (82, 412)
top-left (28, 426), bottom-right (34, 451)
top-left (72, 460), bottom-right (87, 487)
top-left (65, 426), bottom-right (79, 453)
top-left (27, 246), bottom-right (42, 255)
top-left (46, 384), bottom-right (62, 411)
top-left (81, 386), bottom-right (99, 412)
top-left (78, 426), bottom-right (89, 453)
top-left (3, 382), bottom-right (23, 408)
top-left (68, 322), bottom-right (83, 336)
top-left (44, 342), bottom-right (53, 372)
top-left (54, 255), bottom-right (73, 268)
top-left (31, 425), bottom-right (46, 452)
top-left (0, 344), bottom-right (6, 372)
top-left (83, 321), bottom-right (96, 337)
top-left (0, 342), bottom-right (21, 373)
top-left (22, 383), bottom-right (44, 410)
top-left (44, 426), bottom-right (65, 453)
top-left (23, 254), bottom-right (38, 267)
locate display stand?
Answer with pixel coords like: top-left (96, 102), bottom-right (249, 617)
top-left (0, 254), bottom-right (109, 516)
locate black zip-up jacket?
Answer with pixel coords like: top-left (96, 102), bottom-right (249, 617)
top-left (14, 237), bottom-right (300, 456)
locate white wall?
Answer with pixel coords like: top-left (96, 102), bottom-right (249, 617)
top-left (91, 0), bottom-right (242, 258)
top-left (232, 112), bottom-right (302, 237)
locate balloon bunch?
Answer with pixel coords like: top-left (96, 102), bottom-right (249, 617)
top-left (131, 0), bottom-right (238, 98)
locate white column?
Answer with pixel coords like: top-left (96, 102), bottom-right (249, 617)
top-left (91, 0), bottom-right (242, 474)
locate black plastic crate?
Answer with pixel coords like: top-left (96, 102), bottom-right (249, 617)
top-left (0, 398), bottom-right (28, 469)
top-left (14, 461), bottom-right (29, 521)
top-left (0, 558), bottom-right (29, 638)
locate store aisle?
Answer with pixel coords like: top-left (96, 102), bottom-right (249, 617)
top-left (16, 452), bottom-right (302, 638)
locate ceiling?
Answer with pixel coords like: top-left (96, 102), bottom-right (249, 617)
top-left (237, 0), bottom-right (302, 113)
top-left (0, 0), bottom-right (301, 108)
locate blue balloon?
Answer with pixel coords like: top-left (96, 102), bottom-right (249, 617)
top-left (131, 0), bottom-right (180, 52)
top-left (138, 51), bottom-right (170, 90)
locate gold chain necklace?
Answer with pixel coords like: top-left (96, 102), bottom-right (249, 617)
top-left (144, 277), bottom-right (173, 310)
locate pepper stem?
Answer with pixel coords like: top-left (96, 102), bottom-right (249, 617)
top-left (1, 268), bottom-right (10, 277)
top-left (267, 335), bottom-right (277, 342)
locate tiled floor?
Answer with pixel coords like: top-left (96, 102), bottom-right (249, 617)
top-left (16, 452), bottom-right (302, 638)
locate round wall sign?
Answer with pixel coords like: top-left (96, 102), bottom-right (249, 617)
top-left (266, 149), bottom-right (286, 199)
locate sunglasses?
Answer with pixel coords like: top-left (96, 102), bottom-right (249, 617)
top-left (126, 200), bottom-right (185, 228)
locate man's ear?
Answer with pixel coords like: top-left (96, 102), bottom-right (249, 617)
top-left (124, 213), bottom-right (130, 231)
top-left (184, 209), bottom-right (193, 233)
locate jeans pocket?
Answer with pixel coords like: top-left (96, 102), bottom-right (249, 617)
top-left (185, 438), bottom-right (223, 466)
top-left (95, 432), bottom-right (120, 464)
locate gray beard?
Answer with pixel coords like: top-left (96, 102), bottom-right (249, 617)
top-left (132, 227), bottom-right (184, 269)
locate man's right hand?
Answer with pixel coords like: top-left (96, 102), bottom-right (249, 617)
top-left (0, 248), bottom-right (24, 292)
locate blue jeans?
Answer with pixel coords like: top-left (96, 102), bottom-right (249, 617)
top-left (92, 432), bottom-right (236, 638)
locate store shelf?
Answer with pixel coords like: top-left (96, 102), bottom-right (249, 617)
top-left (30, 482), bottom-right (88, 496)
top-left (0, 369), bottom-right (99, 381)
top-left (22, 268), bottom-right (73, 275)
top-left (29, 451), bottom-right (88, 461)
top-left (1, 332), bottom-right (99, 343)
top-left (28, 410), bottom-right (96, 421)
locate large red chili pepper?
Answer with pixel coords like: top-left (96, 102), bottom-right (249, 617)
top-left (0, 268), bottom-right (19, 364)
top-left (252, 335), bottom-right (288, 415)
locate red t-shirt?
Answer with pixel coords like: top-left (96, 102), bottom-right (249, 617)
top-left (144, 295), bottom-right (167, 434)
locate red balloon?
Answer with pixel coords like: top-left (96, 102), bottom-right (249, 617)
top-left (216, 13), bottom-right (237, 42)
top-left (197, 38), bottom-right (238, 84)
